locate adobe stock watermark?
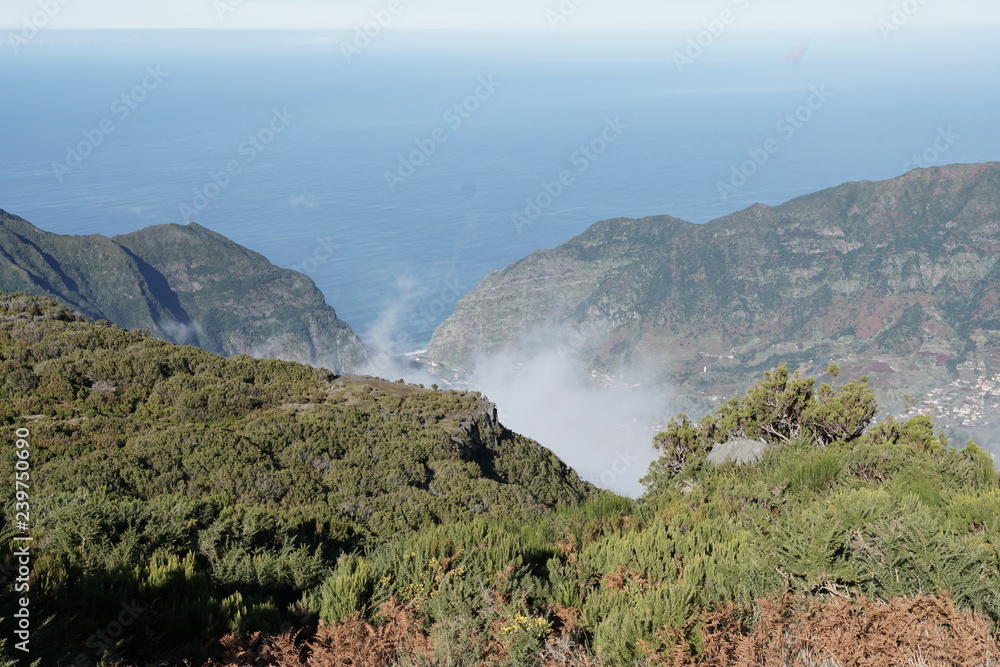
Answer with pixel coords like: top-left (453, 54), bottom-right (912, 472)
top-left (555, 329), bottom-right (589, 364)
top-left (384, 76), bottom-right (502, 192)
top-left (674, 0), bottom-right (753, 73)
top-left (74, 600), bottom-right (149, 666)
top-left (224, 606), bottom-right (313, 667)
top-left (599, 449), bottom-right (641, 488)
top-left (878, 0), bottom-right (929, 40)
top-left (291, 236), bottom-right (339, 274)
top-left (408, 277), bottom-right (463, 334)
top-left (717, 85), bottom-right (834, 201)
top-left (546, 0), bottom-right (588, 30)
top-left (52, 66), bottom-right (169, 183)
top-left (213, 0), bottom-right (243, 21)
top-left (368, 277), bottom-right (464, 374)
top-left (7, 0), bottom-right (71, 54)
top-left (12, 427), bottom-right (32, 654)
top-left (512, 117), bottom-right (627, 233)
top-left (340, 0), bottom-right (403, 63)
top-left (178, 107), bottom-right (295, 220)
top-left (901, 127), bottom-right (959, 172)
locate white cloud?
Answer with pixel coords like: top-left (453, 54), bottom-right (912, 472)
top-left (468, 337), bottom-right (670, 498)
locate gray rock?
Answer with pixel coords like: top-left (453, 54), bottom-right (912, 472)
top-left (706, 439), bottom-right (771, 465)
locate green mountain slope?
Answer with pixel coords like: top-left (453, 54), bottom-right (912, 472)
top-left (0, 291), bottom-right (599, 664)
top-left (428, 163), bottom-right (1000, 436)
top-left (0, 211), bottom-right (367, 372)
top-left (2, 292), bottom-right (998, 666)
top-left (0, 291), bottom-right (595, 535)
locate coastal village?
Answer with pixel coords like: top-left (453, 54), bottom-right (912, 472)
top-left (910, 367), bottom-right (1000, 429)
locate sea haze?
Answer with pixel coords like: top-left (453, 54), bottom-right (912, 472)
top-left (1, 28), bottom-right (998, 351)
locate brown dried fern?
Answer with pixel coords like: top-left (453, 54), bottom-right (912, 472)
top-left (655, 591), bottom-right (1000, 667)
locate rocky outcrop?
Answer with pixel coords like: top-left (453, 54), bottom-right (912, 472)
top-left (707, 439), bottom-right (771, 465)
top-left (454, 399), bottom-right (500, 462)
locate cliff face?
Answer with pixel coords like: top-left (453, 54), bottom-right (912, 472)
top-left (0, 212), bottom-right (367, 372)
top-left (428, 163), bottom-right (1000, 417)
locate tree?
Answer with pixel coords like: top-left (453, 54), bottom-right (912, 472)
top-left (645, 365), bottom-right (879, 486)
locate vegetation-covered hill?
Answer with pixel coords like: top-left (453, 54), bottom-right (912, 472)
top-left (428, 163), bottom-right (1000, 441)
top-left (207, 366), bottom-right (1000, 666)
top-left (0, 291), bottom-right (596, 664)
top-left (2, 292), bottom-right (998, 665)
top-left (0, 211), bottom-right (367, 372)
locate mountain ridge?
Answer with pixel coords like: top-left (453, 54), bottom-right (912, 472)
top-left (0, 211), bottom-right (368, 372)
top-left (427, 163), bottom-right (1000, 444)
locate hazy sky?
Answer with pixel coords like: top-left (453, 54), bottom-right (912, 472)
top-left (1, 0), bottom-right (997, 32)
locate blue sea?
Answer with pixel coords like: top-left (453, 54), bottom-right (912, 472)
top-left (3, 28), bottom-right (999, 351)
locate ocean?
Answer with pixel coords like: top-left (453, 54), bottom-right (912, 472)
top-left (2, 28), bottom-right (999, 353)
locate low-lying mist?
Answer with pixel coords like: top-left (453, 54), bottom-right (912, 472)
top-left (362, 309), bottom-right (674, 497)
top-left (468, 341), bottom-right (673, 498)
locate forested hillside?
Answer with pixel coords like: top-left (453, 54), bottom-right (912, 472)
top-left (0, 212), bottom-right (367, 372)
top-left (0, 292), bottom-right (596, 665)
